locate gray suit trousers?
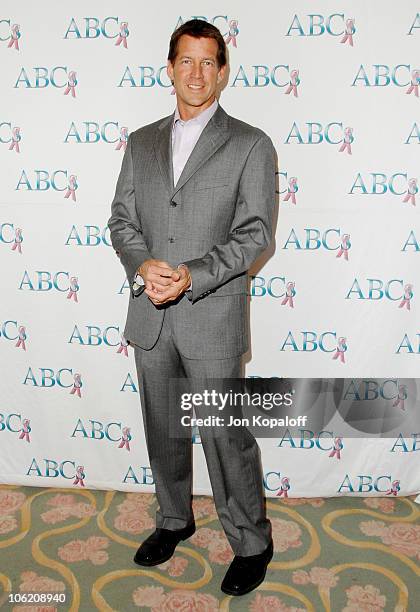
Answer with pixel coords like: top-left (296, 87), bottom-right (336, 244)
top-left (134, 306), bottom-right (272, 556)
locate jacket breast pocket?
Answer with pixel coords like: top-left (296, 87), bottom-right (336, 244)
top-left (192, 177), bottom-right (230, 191)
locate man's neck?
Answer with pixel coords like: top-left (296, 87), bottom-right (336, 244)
top-left (176, 96), bottom-right (217, 121)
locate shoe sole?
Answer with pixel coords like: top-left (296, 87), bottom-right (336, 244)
top-left (133, 525), bottom-right (196, 567)
top-left (220, 552), bottom-right (273, 597)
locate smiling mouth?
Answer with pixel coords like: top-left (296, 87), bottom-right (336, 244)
top-left (187, 84), bottom-right (205, 90)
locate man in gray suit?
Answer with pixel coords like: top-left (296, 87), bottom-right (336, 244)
top-left (109, 19), bottom-right (276, 596)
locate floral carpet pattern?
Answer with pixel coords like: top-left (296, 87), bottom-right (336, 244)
top-left (0, 485), bottom-right (419, 611)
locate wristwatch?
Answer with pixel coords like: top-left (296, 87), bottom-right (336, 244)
top-left (132, 266), bottom-right (192, 298)
top-left (132, 272), bottom-right (146, 297)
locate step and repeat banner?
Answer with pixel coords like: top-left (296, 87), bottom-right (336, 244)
top-left (1, 1), bottom-right (420, 498)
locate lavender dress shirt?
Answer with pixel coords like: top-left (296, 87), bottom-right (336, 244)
top-left (171, 98), bottom-right (218, 186)
top-left (171, 99), bottom-right (219, 290)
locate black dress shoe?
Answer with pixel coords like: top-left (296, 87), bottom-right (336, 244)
top-left (221, 540), bottom-right (273, 596)
top-left (133, 522), bottom-right (195, 567)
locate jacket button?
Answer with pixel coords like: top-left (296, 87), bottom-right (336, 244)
top-left (168, 237), bottom-right (175, 243)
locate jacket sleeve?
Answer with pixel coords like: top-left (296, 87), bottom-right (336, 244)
top-left (108, 134), bottom-right (152, 284)
top-left (183, 134), bottom-right (276, 302)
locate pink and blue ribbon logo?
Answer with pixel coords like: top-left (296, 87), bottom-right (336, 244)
top-left (225, 19), bottom-right (239, 48)
top-left (9, 127), bottom-right (21, 153)
top-left (11, 227), bottom-right (23, 253)
top-left (64, 70), bottom-right (78, 98)
top-left (392, 385), bottom-right (407, 410)
top-left (73, 465), bottom-right (86, 487)
top-left (67, 276), bottom-right (79, 302)
top-left (118, 426), bottom-right (132, 451)
top-left (285, 69), bottom-right (300, 98)
top-left (283, 177), bottom-right (298, 204)
top-left (340, 18), bottom-right (356, 47)
top-left (402, 178), bottom-right (417, 206)
top-left (117, 334), bottom-right (129, 357)
top-left (385, 479), bottom-right (400, 496)
top-left (338, 127), bottom-right (354, 155)
top-left (15, 325), bottom-right (27, 351)
top-left (332, 337), bottom-right (347, 364)
top-left (398, 283), bottom-right (413, 311)
top-left (64, 174), bottom-right (78, 202)
top-left (18, 418), bottom-right (31, 443)
top-left (8, 24), bottom-right (21, 51)
top-left (329, 436), bottom-right (343, 459)
top-left (336, 234), bottom-right (351, 261)
top-left (115, 22), bottom-right (129, 49)
top-left (281, 281), bottom-right (296, 308)
top-left (276, 476), bottom-right (291, 498)
top-left (115, 127), bottom-right (128, 152)
top-left (70, 373), bottom-right (82, 398)
top-left (406, 70), bottom-right (420, 98)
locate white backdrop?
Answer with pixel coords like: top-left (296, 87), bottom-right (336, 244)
top-left (1, 1), bottom-right (420, 498)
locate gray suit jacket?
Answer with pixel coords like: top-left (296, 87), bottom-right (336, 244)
top-left (108, 105), bottom-right (276, 359)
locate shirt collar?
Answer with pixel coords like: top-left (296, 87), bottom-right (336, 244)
top-left (173, 98), bottom-right (218, 129)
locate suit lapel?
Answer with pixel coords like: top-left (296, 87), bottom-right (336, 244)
top-left (154, 105), bottom-right (231, 198)
top-left (154, 113), bottom-right (175, 195)
top-left (172, 105), bottom-right (230, 197)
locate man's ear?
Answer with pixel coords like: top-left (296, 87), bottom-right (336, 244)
top-left (167, 60), bottom-right (174, 83)
top-left (217, 64), bottom-right (227, 84)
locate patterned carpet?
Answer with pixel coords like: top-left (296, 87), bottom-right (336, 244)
top-left (0, 485), bottom-right (419, 611)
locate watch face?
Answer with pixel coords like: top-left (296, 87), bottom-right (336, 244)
top-left (132, 276), bottom-right (146, 297)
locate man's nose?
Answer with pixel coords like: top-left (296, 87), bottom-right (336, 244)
top-left (190, 62), bottom-right (204, 79)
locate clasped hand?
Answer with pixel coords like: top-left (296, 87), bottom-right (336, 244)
top-left (138, 259), bottom-right (191, 306)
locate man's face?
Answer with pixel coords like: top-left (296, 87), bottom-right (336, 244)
top-left (167, 34), bottom-right (226, 117)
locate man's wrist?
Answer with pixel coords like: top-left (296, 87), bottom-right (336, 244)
top-left (177, 264), bottom-right (192, 291)
top-left (132, 268), bottom-right (145, 297)
top-left (137, 262), bottom-right (146, 279)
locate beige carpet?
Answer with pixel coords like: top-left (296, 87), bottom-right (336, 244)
top-left (0, 485), bottom-right (419, 611)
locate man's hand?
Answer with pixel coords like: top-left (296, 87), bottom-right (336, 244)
top-left (138, 259), bottom-right (179, 293)
top-left (144, 263), bottom-right (191, 306)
